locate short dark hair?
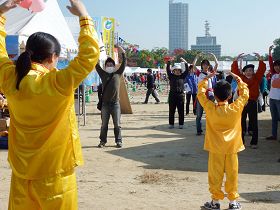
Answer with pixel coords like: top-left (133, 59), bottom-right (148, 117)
top-left (105, 57), bottom-right (115, 66)
top-left (214, 80), bottom-right (232, 101)
top-left (274, 59), bottom-right (280, 67)
top-left (201, 59), bottom-right (210, 69)
top-left (242, 64), bottom-right (254, 72)
top-left (147, 68), bottom-right (152, 73)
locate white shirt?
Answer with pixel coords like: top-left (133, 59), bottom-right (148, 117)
top-left (269, 73), bottom-right (280, 100)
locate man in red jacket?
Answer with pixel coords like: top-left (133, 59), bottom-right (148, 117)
top-left (231, 53), bottom-right (266, 148)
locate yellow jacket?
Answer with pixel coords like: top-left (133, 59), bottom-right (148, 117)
top-left (197, 77), bottom-right (249, 154)
top-left (0, 16), bottom-right (100, 179)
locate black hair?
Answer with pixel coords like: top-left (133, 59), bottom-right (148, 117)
top-left (201, 59), bottom-right (210, 70)
top-left (147, 68), bottom-right (152, 73)
top-left (274, 59), bottom-right (280, 67)
top-left (189, 64), bottom-right (193, 71)
top-left (214, 80), bottom-right (232, 101)
top-left (105, 57), bottom-right (115, 67)
top-left (15, 32), bottom-right (61, 90)
top-left (242, 64), bottom-right (254, 72)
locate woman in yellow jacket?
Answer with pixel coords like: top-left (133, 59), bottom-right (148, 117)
top-left (0, 0), bottom-right (100, 209)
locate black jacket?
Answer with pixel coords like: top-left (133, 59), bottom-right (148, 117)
top-left (146, 74), bottom-right (155, 89)
top-left (167, 61), bottom-right (189, 94)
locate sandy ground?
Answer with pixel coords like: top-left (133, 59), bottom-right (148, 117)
top-left (0, 92), bottom-right (280, 210)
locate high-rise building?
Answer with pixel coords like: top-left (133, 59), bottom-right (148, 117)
top-left (169, 0), bottom-right (189, 52)
top-left (191, 21), bottom-right (221, 57)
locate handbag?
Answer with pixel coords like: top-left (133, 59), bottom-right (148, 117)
top-left (97, 74), bottom-right (114, 111)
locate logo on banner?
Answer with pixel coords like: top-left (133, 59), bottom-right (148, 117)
top-left (104, 20), bottom-right (113, 30)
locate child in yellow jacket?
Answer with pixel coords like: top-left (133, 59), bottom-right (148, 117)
top-left (197, 72), bottom-right (249, 210)
top-left (0, 1), bottom-right (100, 210)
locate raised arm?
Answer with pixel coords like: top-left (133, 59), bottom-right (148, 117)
top-left (209, 53), bottom-right (219, 72)
top-left (180, 57), bottom-right (189, 78)
top-left (197, 72), bottom-right (216, 110)
top-left (0, 1), bottom-right (22, 90)
top-left (253, 52), bottom-right (266, 81)
top-left (229, 72), bottom-right (249, 110)
top-left (192, 53), bottom-right (202, 73)
top-left (55, 0), bottom-right (100, 93)
top-left (231, 53), bottom-right (245, 77)
top-left (166, 61), bottom-right (172, 78)
top-left (116, 46), bottom-right (126, 75)
top-left (269, 45), bottom-right (275, 75)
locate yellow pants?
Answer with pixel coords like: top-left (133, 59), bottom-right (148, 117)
top-left (208, 152), bottom-right (239, 201)
top-left (8, 170), bottom-right (78, 210)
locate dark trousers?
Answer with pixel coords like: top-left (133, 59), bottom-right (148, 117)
top-left (100, 101), bottom-right (122, 143)
top-left (144, 88), bottom-right (160, 103)
top-left (169, 92), bottom-right (185, 125)
top-left (186, 93), bottom-right (197, 115)
top-left (242, 100), bottom-right (258, 145)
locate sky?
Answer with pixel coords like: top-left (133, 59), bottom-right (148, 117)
top-left (58, 0), bottom-right (280, 56)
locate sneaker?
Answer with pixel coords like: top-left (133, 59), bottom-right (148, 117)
top-left (98, 142), bottom-right (106, 148)
top-left (229, 202), bottom-right (242, 210)
top-left (250, 145), bottom-right (258, 149)
top-left (169, 125), bottom-right (174, 129)
top-left (116, 142), bottom-right (122, 148)
top-left (203, 201), bottom-right (220, 210)
top-left (266, 136), bottom-right (277, 141)
top-left (179, 125), bottom-right (183, 129)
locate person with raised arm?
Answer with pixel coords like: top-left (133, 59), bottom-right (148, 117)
top-left (198, 71), bottom-right (249, 210)
top-left (231, 52), bottom-right (266, 149)
top-left (0, 0), bottom-right (100, 209)
top-left (193, 52), bottom-right (218, 135)
top-left (95, 45), bottom-right (126, 148)
top-left (166, 57), bottom-right (189, 129)
top-left (266, 45), bottom-right (280, 142)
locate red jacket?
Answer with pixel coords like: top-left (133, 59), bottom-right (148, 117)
top-left (231, 60), bottom-right (266, 101)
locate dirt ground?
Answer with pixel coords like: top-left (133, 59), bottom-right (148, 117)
top-left (0, 92), bottom-right (280, 210)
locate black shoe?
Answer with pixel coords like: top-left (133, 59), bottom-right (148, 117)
top-left (266, 136), bottom-right (277, 141)
top-left (203, 201), bottom-right (220, 210)
top-left (228, 202), bottom-right (242, 210)
top-left (142, 102), bottom-right (148, 104)
top-left (116, 142), bottom-right (122, 148)
top-left (196, 130), bottom-right (203, 136)
top-left (155, 101), bottom-right (160, 104)
top-left (98, 142), bottom-right (106, 148)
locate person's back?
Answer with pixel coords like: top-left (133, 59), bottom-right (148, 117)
top-left (198, 72), bottom-right (249, 210)
top-left (0, 1), bottom-right (99, 209)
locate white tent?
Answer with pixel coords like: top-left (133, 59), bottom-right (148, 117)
top-left (5, 0), bottom-right (77, 57)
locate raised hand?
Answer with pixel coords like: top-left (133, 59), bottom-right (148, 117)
top-left (269, 45), bottom-right (274, 55)
top-left (66, 0), bottom-right (88, 17)
top-left (0, 0), bottom-right (21, 14)
top-left (118, 45), bottom-right (125, 54)
top-left (227, 71), bottom-right (239, 80)
top-left (180, 57), bottom-right (187, 63)
top-left (253, 52), bottom-right (261, 60)
top-left (235, 53), bottom-right (245, 61)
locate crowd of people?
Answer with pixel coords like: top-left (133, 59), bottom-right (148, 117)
top-left (0, 0), bottom-right (279, 210)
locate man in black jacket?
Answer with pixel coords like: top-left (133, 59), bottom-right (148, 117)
top-left (143, 69), bottom-right (160, 104)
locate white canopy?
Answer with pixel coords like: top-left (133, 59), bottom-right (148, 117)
top-left (5, 0), bottom-right (77, 57)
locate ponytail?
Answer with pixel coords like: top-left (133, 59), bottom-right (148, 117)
top-left (15, 51), bottom-right (32, 90)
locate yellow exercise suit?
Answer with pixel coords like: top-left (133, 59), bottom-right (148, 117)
top-left (197, 76), bottom-right (249, 201)
top-left (0, 15), bottom-right (100, 209)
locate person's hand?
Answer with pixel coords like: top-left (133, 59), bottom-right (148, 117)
top-left (253, 52), bottom-right (262, 60)
top-left (180, 57), bottom-right (187, 63)
top-left (227, 71), bottom-right (239, 80)
top-left (206, 71), bottom-right (217, 79)
top-left (269, 45), bottom-right (274, 55)
top-left (0, 0), bottom-right (21, 14)
top-left (67, 0), bottom-right (88, 17)
top-left (118, 45), bottom-right (125, 54)
top-left (234, 53), bottom-right (245, 61)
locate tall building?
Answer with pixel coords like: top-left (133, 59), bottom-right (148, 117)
top-left (169, 0), bottom-right (189, 52)
top-left (191, 21), bottom-right (221, 57)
